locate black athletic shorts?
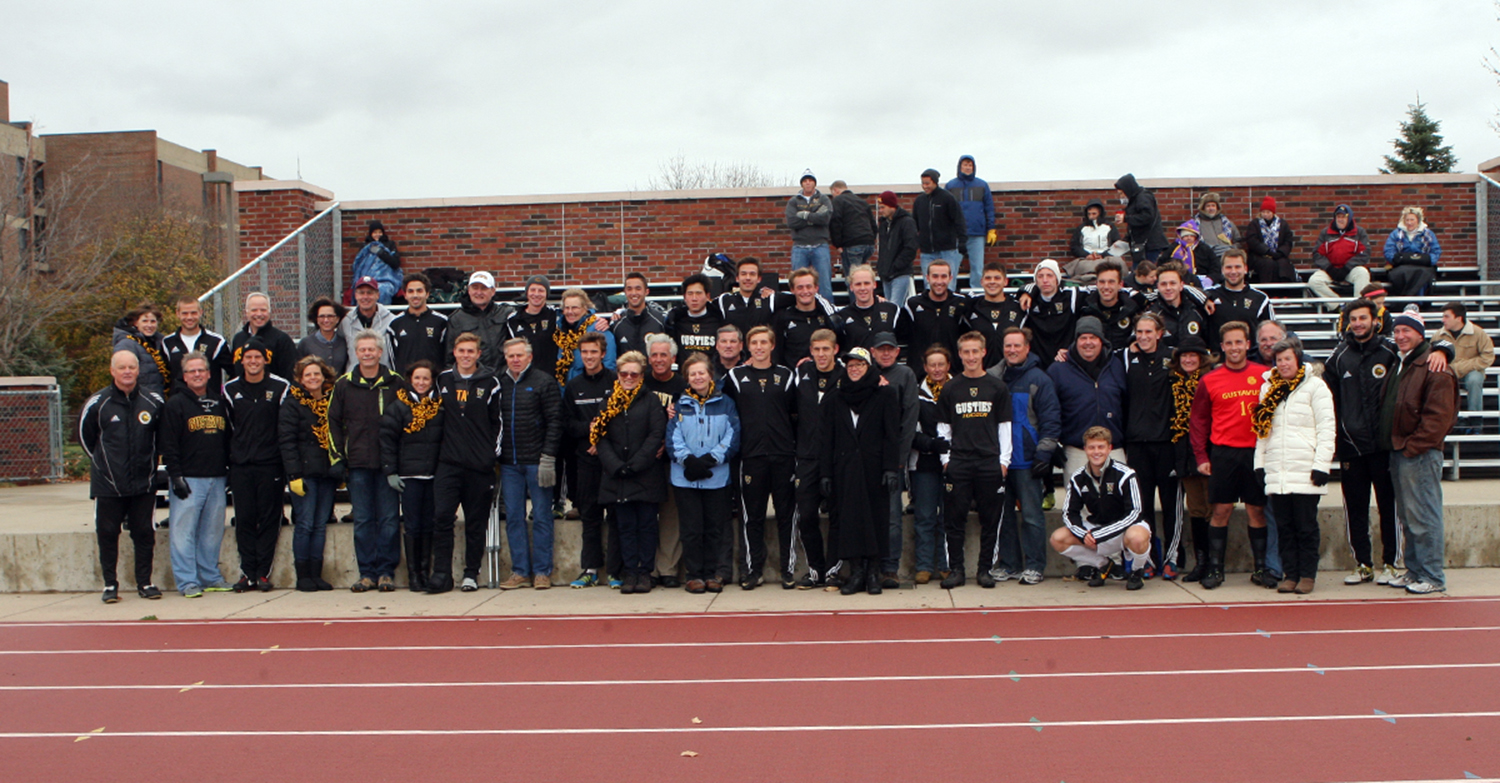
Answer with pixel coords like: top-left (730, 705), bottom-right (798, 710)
top-left (1208, 445), bottom-right (1266, 506)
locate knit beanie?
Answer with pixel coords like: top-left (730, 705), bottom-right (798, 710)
top-left (879, 191), bottom-right (900, 209)
top-left (1074, 316), bottom-right (1106, 341)
top-left (1034, 258), bottom-right (1062, 280)
top-left (1260, 197), bottom-right (1277, 213)
top-left (1392, 305), bottom-right (1425, 334)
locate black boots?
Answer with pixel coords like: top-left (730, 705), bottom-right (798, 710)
top-left (865, 559), bottom-right (883, 595)
top-left (426, 571), bottom-right (454, 594)
top-left (1248, 526), bottom-right (1274, 588)
top-left (1200, 526), bottom-right (1228, 590)
top-left (840, 561), bottom-right (867, 596)
top-left (1183, 517), bottom-right (1210, 582)
top-left (294, 560), bottom-right (317, 592)
top-left (405, 534), bottom-right (429, 593)
top-left (308, 559), bottom-right (333, 591)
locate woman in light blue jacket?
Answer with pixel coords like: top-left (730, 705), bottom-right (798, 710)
top-left (1383, 206), bottom-right (1442, 297)
top-left (667, 353), bottom-right (740, 594)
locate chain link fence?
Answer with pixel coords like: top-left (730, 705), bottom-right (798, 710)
top-left (200, 205), bottom-right (341, 340)
top-left (0, 380), bottom-right (64, 483)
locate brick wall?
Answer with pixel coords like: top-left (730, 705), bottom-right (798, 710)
top-left (236, 175), bottom-right (1485, 291)
top-left (236, 185), bottom-right (324, 262)
top-left (39, 132), bottom-right (159, 230)
top-left (159, 161), bottom-right (204, 217)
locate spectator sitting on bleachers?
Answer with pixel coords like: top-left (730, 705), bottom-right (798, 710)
top-left (1065, 199), bottom-right (1121, 285)
top-left (1383, 206), bottom-right (1442, 298)
top-left (1244, 197), bottom-right (1296, 284)
top-left (1309, 204), bottom-right (1371, 309)
top-left (1336, 283), bottom-right (1394, 336)
top-left (1165, 221), bottom-right (1219, 287)
top-left (1437, 301), bottom-right (1496, 427)
top-left (1194, 193), bottom-right (1241, 263)
top-left (1125, 260), bottom-right (1157, 299)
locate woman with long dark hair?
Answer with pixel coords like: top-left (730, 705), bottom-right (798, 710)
top-left (113, 303), bottom-right (169, 397)
top-left (382, 360), bottom-right (443, 592)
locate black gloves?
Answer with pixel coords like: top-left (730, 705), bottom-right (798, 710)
top-left (820, 477), bottom-right (833, 497)
top-left (1254, 468), bottom-right (1266, 485)
top-left (171, 476), bottom-right (191, 500)
top-left (702, 455), bottom-right (718, 468)
top-left (681, 455), bottom-right (712, 482)
top-left (882, 471), bottom-right (901, 492)
top-left (932, 437), bottom-right (951, 454)
top-left (1310, 470), bottom-right (1330, 487)
top-left (615, 464), bottom-right (636, 479)
top-left (1031, 461), bottom-right (1052, 480)
top-left (328, 462), bottom-right (347, 483)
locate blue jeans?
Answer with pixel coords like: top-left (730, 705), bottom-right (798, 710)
top-left (1462, 370), bottom-right (1485, 412)
top-left (289, 476), bottom-right (336, 562)
top-left (348, 468), bottom-right (401, 579)
top-left (791, 244), bottom-right (834, 303)
top-left (919, 248), bottom-right (962, 280)
top-left (1391, 448), bottom-right (1445, 587)
top-left (842, 244), bottom-right (875, 273)
top-left (1261, 496), bottom-right (1283, 578)
top-left (615, 501), bottom-right (660, 573)
top-left (502, 463), bottom-right (554, 576)
top-left (883, 471), bottom-right (907, 574)
top-left (909, 469), bottom-right (946, 573)
top-left (998, 470), bottom-right (1046, 574)
top-left (883, 275), bottom-right (912, 307)
top-left (168, 476), bottom-right (227, 592)
top-left (963, 236), bottom-right (987, 292)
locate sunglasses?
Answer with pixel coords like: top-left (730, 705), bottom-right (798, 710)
top-left (617, 370), bottom-right (642, 379)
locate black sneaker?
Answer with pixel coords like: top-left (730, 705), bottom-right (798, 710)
top-left (1201, 568), bottom-right (1225, 590)
top-left (1126, 571), bottom-right (1144, 591)
top-left (101, 585), bottom-right (120, 604)
top-left (794, 574), bottom-right (818, 590)
top-left (232, 576), bottom-right (253, 593)
top-left (1074, 565), bottom-right (1098, 583)
top-left (256, 576), bottom-right (273, 593)
top-left (657, 575), bottom-right (681, 589)
top-left (940, 570), bottom-right (966, 590)
top-left (740, 573), bottom-right (763, 591)
top-left (1088, 562), bottom-right (1111, 588)
top-left (781, 575), bottom-right (797, 590)
top-left (137, 584), bottom-right (162, 600)
top-left (976, 570), bottom-right (997, 589)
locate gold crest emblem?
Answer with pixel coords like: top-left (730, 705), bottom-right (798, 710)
top-left (969, 387), bottom-right (978, 398)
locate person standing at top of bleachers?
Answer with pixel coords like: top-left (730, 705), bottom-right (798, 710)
top-left (1383, 206), bottom-right (1442, 298)
top-left (946, 155), bottom-right (997, 292)
top-left (786, 170), bottom-right (835, 303)
top-left (1309, 204), bottom-right (1371, 309)
top-left (1204, 249), bottom-right (1275, 338)
top-left (1113, 173), bottom-right (1169, 264)
top-left (1245, 197), bottom-right (1297, 284)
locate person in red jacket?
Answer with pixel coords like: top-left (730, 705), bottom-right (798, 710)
top-left (1189, 321), bottom-right (1271, 590)
top-left (1308, 204), bottom-right (1371, 307)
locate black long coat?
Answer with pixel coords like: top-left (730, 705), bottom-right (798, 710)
top-left (597, 389), bottom-right (669, 505)
top-left (820, 384), bottom-right (901, 560)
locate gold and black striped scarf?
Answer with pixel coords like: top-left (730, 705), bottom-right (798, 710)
top-left (289, 385), bottom-right (331, 451)
top-left (1169, 369), bottom-right (1204, 444)
top-left (588, 379), bottom-right (640, 448)
top-left (924, 376), bottom-right (944, 402)
top-left (553, 314), bottom-right (597, 384)
top-left (687, 379), bottom-right (715, 406)
top-left (128, 334), bottom-right (171, 391)
top-left (397, 388), bottom-right (441, 434)
top-left (1251, 364), bottom-right (1304, 439)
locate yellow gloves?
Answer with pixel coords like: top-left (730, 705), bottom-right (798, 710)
top-left (289, 478), bottom-right (306, 497)
top-left (986, 229), bottom-right (998, 246)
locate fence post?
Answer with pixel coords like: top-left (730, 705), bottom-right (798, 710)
top-left (213, 291), bottom-right (223, 337)
top-left (297, 233), bottom-right (309, 339)
top-left (48, 387), bottom-right (62, 480)
top-left (1478, 180), bottom-right (1489, 282)
top-left (332, 207), bottom-right (343, 303)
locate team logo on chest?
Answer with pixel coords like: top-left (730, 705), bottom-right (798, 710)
top-left (969, 387), bottom-right (978, 398)
top-left (1247, 375), bottom-right (1260, 385)
top-left (1105, 482), bottom-right (1115, 493)
top-left (265, 391), bottom-right (274, 400)
top-left (692, 324), bottom-right (700, 334)
top-left (1373, 365), bottom-right (1387, 378)
top-left (137, 411), bottom-right (152, 424)
top-left (1118, 317), bottom-right (1130, 329)
top-left (1187, 322), bottom-right (1200, 334)
top-left (426, 327), bottom-right (435, 337)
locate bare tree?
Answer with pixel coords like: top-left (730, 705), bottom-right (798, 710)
top-left (646, 154), bottom-right (791, 190)
top-left (1487, 1), bottom-right (1500, 135)
top-left (0, 144), bottom-right (118, 374)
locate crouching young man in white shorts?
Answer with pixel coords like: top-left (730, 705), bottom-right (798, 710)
top-left (1051, 426), bottom-right (1152, 591)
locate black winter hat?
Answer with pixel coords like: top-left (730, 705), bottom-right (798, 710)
top-left (921, 168), bottom-right (942, 184)
top-left (240, 336), bottom-right (269, 358)
top-left (1173, 335), bottom-right (1211, 358)
top-left (1074, 316), bottom-right (1106, 341)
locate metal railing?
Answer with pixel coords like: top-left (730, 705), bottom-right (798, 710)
top-left (0, 383), bottom-right (64, 483)
top-left (199, 204), bottom-right (342, 339)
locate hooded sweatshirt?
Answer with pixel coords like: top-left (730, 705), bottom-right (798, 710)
top-left (945, 155), bottom-right (996, 238)
top-left (1068, 199), bottom-right (1120, 259)
top-left (1313, 205), bottom-right (1370, 273)
top-left (445, 292), bottom-right (515, 372)
top-left (1113, 174), bottom-right (1169, 253)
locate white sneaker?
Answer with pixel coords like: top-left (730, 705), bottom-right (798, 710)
top-left (1405, 580), bottom-right (1446, 595)
top-left (1387, 571), bottom-right (1415, 588)
top-left (1344, 565), bottom-right (1374, 585)
top-left (460, 577), bottom-right (479, 592)
top-left (1020, 569), bottom-right (1045, 585)
top-left (1374, 565), bottom-right (1399, 585)
top-left (992, 568), bottom-right (1020, 582)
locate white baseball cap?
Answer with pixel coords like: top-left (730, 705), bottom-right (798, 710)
top-left (468, 271), bottom-right (496, 289)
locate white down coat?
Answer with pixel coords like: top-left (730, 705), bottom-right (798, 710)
top-left (1253, 363), bottom-right (1336, 495)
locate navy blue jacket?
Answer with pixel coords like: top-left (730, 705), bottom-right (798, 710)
top-left (992, 353), bottom-right (1061, 470)
top-left (1046, 344), bottom-right (1127, 448)
top-left (945, 155), bottom-right (995, 238)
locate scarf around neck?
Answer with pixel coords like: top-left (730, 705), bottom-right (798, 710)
top-left (1251, 364), bottom-right (1305, 439)
top-left (589, 379), bottom-right (640, 448)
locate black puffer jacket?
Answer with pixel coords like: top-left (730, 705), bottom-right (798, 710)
top-left (327, 368), bottom-right (404, 470)
top-left (445, 293), bottom-right (516, 372)
top-left (79, 383), bottom-right (163, 498)
top-left (278, 386), bottom-right (334, 481)
top-left (497, 363), bottom-right (563, 465)
top-left (597, 388), bottom-right (668, 505)
top-left (1114, 174), bottom-right (1169, 254)
top-left (381, 388), bottom-right (444, 477)
top-left (830, 189), bottom-right (877, 248)
top-left (877, 207), bottom-right (919, 281)
top-left (913, 172), bottom-right (966, 253)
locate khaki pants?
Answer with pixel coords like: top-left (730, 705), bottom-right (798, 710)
top-left (655, 492), bottom-right (682, 578)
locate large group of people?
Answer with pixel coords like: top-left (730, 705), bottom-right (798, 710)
top-left (78, 168), bottom-right (1485, 604)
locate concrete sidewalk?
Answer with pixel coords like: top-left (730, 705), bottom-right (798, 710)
top-left (4, 568), bottom-right (1498, 623)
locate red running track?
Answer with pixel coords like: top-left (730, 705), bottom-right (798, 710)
top-left (2, 598), bottom-right (1498, 782)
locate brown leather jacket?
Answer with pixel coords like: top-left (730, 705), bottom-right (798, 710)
top-left (1388, 341), bottom-right (1458, 456)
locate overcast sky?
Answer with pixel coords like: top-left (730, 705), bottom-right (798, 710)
top-left (6, 1), bottom-right (1500, 201)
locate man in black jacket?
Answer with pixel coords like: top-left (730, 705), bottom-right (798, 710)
top-left (563, 333), bottom-right (617, 588)
top-left (160, 353), bottom-right (231, 597)
top-left (1079, 261), bottom-right (1139, 352)
top-left (163, 296), bottom-right (231, 397)
top-left (1113, 173), bottom-right (1169, 263)
top-left (388, 272), bottom-right (449, 373)
top-left (1052, 427), bottom-right (1151, 591)
top-left (328, 330), bottom-right (405, 592)
top-left (497, 337), bottom-right (564, 590)
top-left (222, 337), bottom-right (291, 592)
top-left (791, 329), bottom-right (841, 587)
top-left (230, 292), bottom-right (298, 381)
top-left (829, 180), bottom-right (877, 273)
top-left (610, 272), bottom-right (667, 356)
top-left (427, 333), bottom-right (503, 594)
top-left (445, 271), bottom-right (516, 372)
top-left (877, 191), bottom-right (918, 305)
top-left (80, 351), bottom-right (166, 603)
top-left (914, 168), bottom-right (966, 281)
top-left (1205, 250), bottom-right (1275, 339)
top-left (904, 259), bottom-right (969, 374)
top-left (836, 265), bottom-right (909, 353)
top-left (771, 268), bottom-right (838, 368)
top-left (726, 326), bottom-right (798, 589)
top-left (871, 332), bottom-right (919, 586)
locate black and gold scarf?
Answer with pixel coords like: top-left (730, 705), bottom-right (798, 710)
top-left (686, 379), bottom-right (715, 406)
top-left (1169, 368), bottom-right (1204, 444)
top-left (397, 388), bottom-right (441, 434)
top-left (289, 385), bottom-right (331, 451)
top-left (553, 314), bottom-right (598, 384)
top-left (129, 334), bottom-right (170, 391)
top-left (588, 379), bottom-right (640, 448)
top-left (1251, 364), bottom-right (1305, 439)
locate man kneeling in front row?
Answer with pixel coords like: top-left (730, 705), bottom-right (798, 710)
top-left (1050, 426), bottom-right (1151, 591)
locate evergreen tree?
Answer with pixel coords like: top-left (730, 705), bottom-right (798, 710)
top-left (1381, 99), bottom-right (1457, 174)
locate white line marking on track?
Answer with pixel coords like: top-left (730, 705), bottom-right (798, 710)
top-left (1, 710), bottom-right (1498, 739)
top-left (1, 595), bottom-right (1495, 629)
top-left (2, 661), bottom-right (1496, 693)
top-left (3, 624), bottom-right (1497, 656)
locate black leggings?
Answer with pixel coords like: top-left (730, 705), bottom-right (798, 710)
top-left (1270, 494), bottom-right (1321, 581)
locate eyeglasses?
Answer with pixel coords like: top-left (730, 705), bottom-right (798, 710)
top-left (316, 313), bottom-right (339, 320)
top-left (617, 370), bottom-right (642, 379)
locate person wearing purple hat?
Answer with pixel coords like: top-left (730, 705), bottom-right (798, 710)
top-left (786, 170), bottom-right (835, 303)
top-left (1166, 220), bottom-right (1219, 286)
top-left (876, 191), bottom-right (918, 305)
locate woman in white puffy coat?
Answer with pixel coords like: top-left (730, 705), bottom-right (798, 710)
top-left (1252, 337), bottom-right (1336, 595)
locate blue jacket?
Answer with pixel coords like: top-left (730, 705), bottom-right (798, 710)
top-left (1046, 345), bottom-right (1127, 448)
top-left (944, 155), bottom-right (995, 238)
top-left (352, 240), bottom-right (402, 300)
top-left (1383, 225), bottom-right (1441, 266)
top-left (667, 391), bottom-right (740, 489)
top-left (992, 353), bottom-right (1061, 470)
top-left (562, 311), bottom-right (617, 383)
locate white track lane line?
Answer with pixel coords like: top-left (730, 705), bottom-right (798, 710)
top-left (2, 595), bottom-right (1496, 629)
top-left (3, 623), bottom-right (1498, 656)
top-left (2, 661), bottom-right (1498, 693)
top-left (2, 710), bottom-right (1499, 739)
